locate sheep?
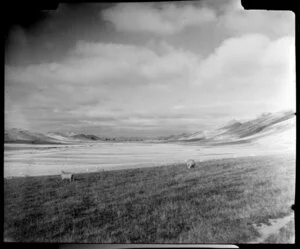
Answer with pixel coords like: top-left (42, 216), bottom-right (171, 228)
top-left (186, 159), bottom-right (196, 169)
top-left (61, 171), bottom-right (74, 182)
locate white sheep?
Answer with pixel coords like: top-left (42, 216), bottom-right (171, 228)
top-left (186, 159), bottom-right (196, 169)
top-left (61, 171), bottom-right (74, 182)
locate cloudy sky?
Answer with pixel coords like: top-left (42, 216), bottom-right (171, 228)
top-left (5, 0), bottom-right (295, 138)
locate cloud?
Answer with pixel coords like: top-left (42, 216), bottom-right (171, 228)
top-left (172, 105), bottom-right (185, 110)
top-left (195, 33), bottom-right (270, 82)
top-left (5, 39), bottom-right (203, 132)
top-left (219, 0), bottom-right (294, 38)
top-left (192, 33), bottom-right (295, 111)
top-left (6, 40), bottom-right (201, 87)
top-left (200, 33), bottom-right (294, 82)
top-left (64, 105), bottom-right (230, 131)
top-left (5, 32), bottom-right (295, 134)
top-left (101, 0), bottom-right (294, 38)
top-left (5, 0), bottom-right (295, 136)
top-left (101, 2), bottom-right (216, 35)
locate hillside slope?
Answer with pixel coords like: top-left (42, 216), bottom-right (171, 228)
top-left (5, 129), bottom-right (101, 144)
top-left (5, 110), bottom-right (295, 145)
top-left (4, 129), bottom-right (60, 144)
top-left (159, 110), bottom-right (295, 145)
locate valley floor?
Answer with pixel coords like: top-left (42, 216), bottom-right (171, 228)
top-left (4, 140), bottom-right (295, 177)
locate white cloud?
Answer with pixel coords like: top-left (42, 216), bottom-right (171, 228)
top-left (261, 36), bottom-right (294, 69)
top-left (195, 34), bottom-right (270, 82)
top-left (219, 0), bottom-right (294, 37)
top-left (192, 33), bottom-right (295, 111)
top-left (5, 40), bottom-right (204, 132)
top-left (6, 41), bottom-right (201, 87)
top-left (101, 2), bottom-right (216, 35)
top-left (5, 32), bottom-right (295, 133)
top-left (5, 0), bottom-right (296, 135)
top-left (172, 105), bottom-right (185, 110)
top-left (101, 0), bottom-right (294, 38)
top-left (5, 95), bottom-right (30, 130)
top-left (69, 106), bottom-right (120, 119)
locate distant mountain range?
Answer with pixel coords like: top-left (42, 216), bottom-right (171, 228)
top-left (4, 129), bottom-right (61, 144)
top-left (4, 128), bottom-right (146, 144)
top-left (4, 110), bottom-right (295, 145)
top-left (4, 129), bottom-right (104, 144)
top-left (157, 110), bottom-right (295, 145)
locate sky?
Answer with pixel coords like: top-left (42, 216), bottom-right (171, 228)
top-left (5, 0), bottom-right (295, 138)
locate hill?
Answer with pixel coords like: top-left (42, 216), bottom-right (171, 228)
top-left (70, 134), bottom-right (101, 141)
top-left (5, 110), bottom-right (295, 145)
top-left (159, 110), bottom-right (295, 145)
top-left (4, 130), bottom-right (102, 144)
top-left (47, 132), bottom-right (101, 141)
top-left (4, 128), bottom-right (60, 144)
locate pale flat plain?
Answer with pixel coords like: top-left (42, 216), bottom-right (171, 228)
top-left (4, 130), bottom-right (294, 178)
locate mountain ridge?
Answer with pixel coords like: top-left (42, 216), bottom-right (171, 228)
top-left (157, 110), bottom-right (295, 144)
top-left (5, 110), bottom-right (295, 145)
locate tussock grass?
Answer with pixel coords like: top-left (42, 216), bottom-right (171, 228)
top-left (264, 219), bottom-right (295, 243)
top-left (4, 154), bottom-right (295, 243)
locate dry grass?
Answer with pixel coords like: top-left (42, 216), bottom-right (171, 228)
top-left (264, 220), bottom-right (295, 243)
top-left (4, 154), bottom-right (295, 243)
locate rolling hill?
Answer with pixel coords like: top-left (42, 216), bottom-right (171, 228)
top-left (158, 110), bottom-right (295, 145)
top-left (4, 128), bottom-right (60, 144)
top-left (5, 110), bottom-right (295, 145)
top-left (47, 132), bottom-right (102, 141)
top-left (4, 129), bottom-right (102, 144)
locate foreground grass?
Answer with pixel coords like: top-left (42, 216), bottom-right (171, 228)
top-left (264, 219), bottom-right (295, 243)
top-left (4, 154), bottom-right (295, 243)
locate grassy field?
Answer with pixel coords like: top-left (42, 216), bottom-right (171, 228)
top-left (264, 219), bottom-right (295, 243)
top-left (4, 154), bottom-right (295, 243)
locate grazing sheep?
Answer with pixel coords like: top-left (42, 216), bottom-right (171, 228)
top-left (61, 171), bottom-right (74, 182)
top-left (186, 159), bottom-right (196, 169)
